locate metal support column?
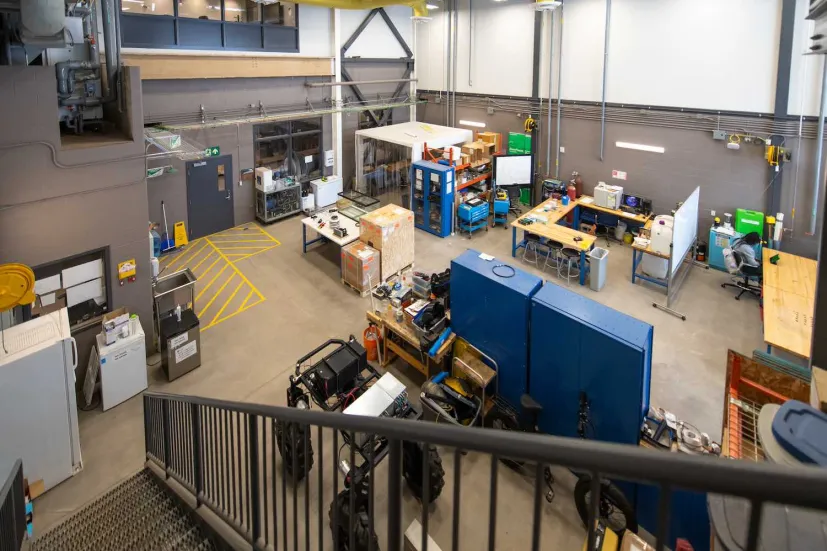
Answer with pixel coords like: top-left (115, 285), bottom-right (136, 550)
top-left (769, 0), bottom-right (796, 217)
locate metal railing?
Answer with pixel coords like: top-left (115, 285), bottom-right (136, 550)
top-left (0, 459), bottom-right (25, 551)
top-left (144, 391), bottom-right (827, 551)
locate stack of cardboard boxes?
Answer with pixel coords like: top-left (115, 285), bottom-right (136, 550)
top-left (341, 204), bottom-right (416, 293)
top-left (460, 133), bottom-right (499, 166)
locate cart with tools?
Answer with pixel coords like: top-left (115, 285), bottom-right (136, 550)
top-left (276, 336), bottom-right (445, 551)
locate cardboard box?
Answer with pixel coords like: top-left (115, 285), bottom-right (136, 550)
top-left (359, 204), bottom-right (415, 281)
top-left (341, 241), bottom-right (380, 293)
top-left (479, 141), bottom-right (496, 160)
top-left (620, 532), bottom-right (655, 551)
top-left (477, 131), bottom-right (501, 152)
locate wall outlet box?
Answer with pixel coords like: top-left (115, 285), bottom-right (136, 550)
top-left (712, 130), bottom-right (727, 141)
top-left (487, 107), bottom-right (495, 115)
top-left (559, 146), bottom-right (565, 153)
top-left (435, 97), bottom-right (441, 104)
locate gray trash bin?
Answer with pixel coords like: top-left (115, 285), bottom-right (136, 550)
top-left (589, 247), bottom-right (609, 291)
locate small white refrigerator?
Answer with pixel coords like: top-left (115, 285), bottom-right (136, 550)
top-left (94, 318), bottom-right (147, 411)
top-left (0, 308), bottom-right (82, 494)
top-left (310, 175), bottom-right (343, 209)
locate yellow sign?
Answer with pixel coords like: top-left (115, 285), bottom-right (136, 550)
top-left (174, 222), bottom-right (189, 247)
top-left (118, 259), bottom-right (137, 280)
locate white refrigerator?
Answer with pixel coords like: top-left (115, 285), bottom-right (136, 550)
top-left (0, 308), bottom-right (82, 493)
top-left (95, 318), bottom-right (147, 411)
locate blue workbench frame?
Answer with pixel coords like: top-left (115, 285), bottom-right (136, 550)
top-left (510, 204), bottom-right (591, 286)
top-left (302, 224), bottom-right (328, 254)
top-left (631, 248), bottom-right (668, 288)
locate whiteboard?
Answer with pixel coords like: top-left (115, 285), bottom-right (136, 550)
top-left (494, 155), bottom-right (532, 187)
top-left (671, 187), bottom-right (700, 276)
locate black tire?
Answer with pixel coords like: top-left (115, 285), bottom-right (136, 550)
top-left (329, 485), bottom-right (379, 551)
top-left (573, 476), bottom-right (638, 535)
top-left (402, 441), bottom-right (445, 504)
top-left (483, 406), bottom-right (525, 471)
top-left (275, 421), bottom-right (314, 482)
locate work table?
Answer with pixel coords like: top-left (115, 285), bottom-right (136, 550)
top-left (762, 248), bottom-right (816, 359)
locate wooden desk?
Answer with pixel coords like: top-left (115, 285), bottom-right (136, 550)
top-left (366, 310), bottom-right (455, 378)
top-left (762, 248), bottom-right (816, 359)
top-left (578, 195), bottom-right (652, 225)
top-left (510, 197), bottom-right (595, 285)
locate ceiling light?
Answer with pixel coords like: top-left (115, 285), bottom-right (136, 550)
top-left (616, 141), bottom-right (665, 154)
top-left (493, 0), bottom-right (507, 3)
top-left (426, 3), bottom-right (438, 8)
top-left (535, 0), bottom-right (561, 10)
top-left (459, 120), bottom-right (486, 128)
top-left (122, 0), bottom-right (144, 3)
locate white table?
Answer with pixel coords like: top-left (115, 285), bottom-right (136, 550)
top-left (301, 209), bottom-right (360, 271)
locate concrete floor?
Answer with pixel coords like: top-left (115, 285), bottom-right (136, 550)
top-left (32, 214), bottom-right (765, 549)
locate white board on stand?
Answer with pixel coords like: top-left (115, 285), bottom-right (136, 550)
top-left (671, 186), bottom-right (700, 276)
top-left (494, 155), bottom-right (532, 186)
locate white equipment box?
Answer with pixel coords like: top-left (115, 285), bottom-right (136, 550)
top-left (255, 167), bottom-right (274, 192)
top-left (95, 317), bottom-right (148, 411)
top-left (310, 175), bottom-right (343, 209)
top-left (344, 373), bottom-right (407, 418)
top-left (594, 182), bottom-right (624, 210)
top-left (0, 308), bottom-right (82, 494)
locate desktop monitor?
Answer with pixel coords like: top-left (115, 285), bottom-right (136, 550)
top-left (623, 194), bottom-right (643, 209)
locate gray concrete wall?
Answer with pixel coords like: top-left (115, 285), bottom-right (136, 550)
top-left (419, 101), bottom-right (821, 258)
top-left (0, 66), bottom-right (153, 360)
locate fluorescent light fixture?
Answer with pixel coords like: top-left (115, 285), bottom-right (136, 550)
top-left (459, 119), bottom-right (486, 128)
top-left (121, 0), bottom-right (143, 3)
top-left (426, 3), bottom-right (439, 8)
top-left (616, 141), bottom-right (665, 154)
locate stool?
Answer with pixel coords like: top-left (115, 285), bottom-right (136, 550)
top-left (543, 240), bottom-right (563, 273)
top-left (557, 247), bottom-right (581, 285)
top-left (522, 234), bottom-right (546, 267)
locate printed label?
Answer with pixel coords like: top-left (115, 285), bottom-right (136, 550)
top-left (170, 333), bottom-right (188, 349)
top-left (175, 341), bottom-right (198, 363)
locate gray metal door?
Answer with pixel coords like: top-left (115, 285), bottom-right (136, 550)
top-left (186, 155), bottom-right (234, 239)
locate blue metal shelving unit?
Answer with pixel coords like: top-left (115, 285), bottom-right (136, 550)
top-left (411, 160), bottom-right (455, 238)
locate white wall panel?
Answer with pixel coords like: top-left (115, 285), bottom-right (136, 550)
top-left (788, 0), bottom-right (821, 116)
top-left (607, 0), bottom-right (780, 112)
top-left (299, 6), bottom-right (332, 57)
top-left (559, 0), bottom-right (605, 102)
top-left (340, 6), bottom-right (413, 57)
top-left (414, 10), bottom-right (447, 91)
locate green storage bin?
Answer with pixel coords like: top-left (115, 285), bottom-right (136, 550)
top-left (520, 187), bottom-right (531, 205)
top-left (508, 132), bottom-right (532, 154)
top-left (735, 208), bottom-right (764, 238)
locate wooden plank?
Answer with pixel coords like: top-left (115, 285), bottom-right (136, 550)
top-left (762, 248), bottom-right (817, 299)
top-left (763, 285), bottom-right (814, 359)
top-left (123, 54), bottom-right (333, 79)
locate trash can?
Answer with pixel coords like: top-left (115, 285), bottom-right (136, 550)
top-left (615, 220), bottom-right (628, 241)
top-left (589, 247), bottom-right (609, 291)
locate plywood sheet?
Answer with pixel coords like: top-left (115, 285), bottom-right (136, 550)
top-left (762, 248), bottom-right (817, 299)
top-left (763, 286), bottom-right (814, 359)
top-left (123, 55), bottom-right (333, 80)
top-left (359, 204), bottom-right (414, 280)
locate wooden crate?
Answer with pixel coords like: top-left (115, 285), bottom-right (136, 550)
top-left (359, 204), bottom-right (415, 281)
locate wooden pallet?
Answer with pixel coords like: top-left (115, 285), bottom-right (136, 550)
top-left (341, 278), bottom-right (375, 298)
top-left (383, 263), bottom-right (415, 284)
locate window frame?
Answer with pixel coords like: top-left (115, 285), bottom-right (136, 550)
top-left (119, 0), bottom-right (299, 53)
top-left (253, 117), bottom-right (323, 184)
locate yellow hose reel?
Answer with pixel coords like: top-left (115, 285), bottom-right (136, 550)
top-left (0, 263), bottom-right (36, 312)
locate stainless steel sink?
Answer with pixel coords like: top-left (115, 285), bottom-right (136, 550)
top-left (153, 269), bottom-right (196, 298)
top-left (153, 268), bottom-right (196, 319)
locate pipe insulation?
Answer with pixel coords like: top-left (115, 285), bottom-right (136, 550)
top-left (20, 0), bottom-right (64, 41)
top-left (811, 56), bottom-right (827, 235)
top-left (555, 2), bottom-right (564, 178)
top-left (600, 0), bottom-right (611, 161)
top-left (546, 9), bottom-right (554, 176)
top-left (101, 0), bottom-right (120, 100)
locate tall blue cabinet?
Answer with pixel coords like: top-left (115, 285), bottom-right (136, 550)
top-left (412, 160), bottom-right (455, 238)
top-left (529, 283), bottom-right (653, 445)
top-left (450, 250), bottom-right (543, 409)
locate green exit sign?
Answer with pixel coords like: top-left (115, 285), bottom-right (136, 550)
top-left (204, 146), bottom-right (220, 157)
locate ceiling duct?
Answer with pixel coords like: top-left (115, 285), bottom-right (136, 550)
top-left (20, 0), bottom-right (65, 46)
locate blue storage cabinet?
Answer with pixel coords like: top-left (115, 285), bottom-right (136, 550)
top-left (450, 250), bottom-right (543, 409)
top-left (411, 160), bottom-right (455, 238)
top-left (529, 283), bottom-right (652, 445)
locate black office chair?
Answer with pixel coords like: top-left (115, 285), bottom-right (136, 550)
top-left (506, 187), bottom-right (523, 217)
top-left (721, 250), bottom-right (762, 300)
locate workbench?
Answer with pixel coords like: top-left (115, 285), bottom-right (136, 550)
top-left (510, 197), bottom-right (596, 285)
top-left (762, 248), bottom-right (816, 359)
top-left (366, 310), bottom-right (455, 378)
top-left (301, 208), bottom-right (359, 252)
top-left (578, 195), bottom-right (652, 226)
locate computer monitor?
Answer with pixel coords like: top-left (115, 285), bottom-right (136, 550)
top-left (622, 193), bottom-right (642, 209)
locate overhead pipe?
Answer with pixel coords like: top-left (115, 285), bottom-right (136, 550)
top-left (545, 9), bottom-right (554, 176)
top-left (307, 78), bottom-right (417, 87)
top-left (811, 56), bottom-right (827, 235)
top-left (100, 0), bottom-right (120, 100)
top-left (599, 0), bottom-right (611, 161)
top-left (452, 0), bottom-right (458, 126)
top-left (554, 2), bottom-right (564, 178)
top-left (468, 0), bottom-right (473, 87)
top-left (445, 2), bottom-right (451, 126)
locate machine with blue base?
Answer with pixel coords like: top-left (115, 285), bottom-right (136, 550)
top-left (457, 198), bottom-right (489, 238)
top-left (493, 189), bottom-right (510, 228)
top-left (411, 160), bottom-right (455, 238)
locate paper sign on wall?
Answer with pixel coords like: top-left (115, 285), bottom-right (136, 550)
top-left (612, 170), bottom-right (627, 181)
top-left (324, 150), bottom-right (334, 167)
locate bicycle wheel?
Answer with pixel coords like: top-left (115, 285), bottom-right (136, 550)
top-left (574, 476), bottom-right (638, 535)
top-left (483, 406), bottom-right (525, 470)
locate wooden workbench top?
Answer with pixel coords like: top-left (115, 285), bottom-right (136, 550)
top-left (366, 310), bottom-right (455, 363)
top-left (511, 197), bottom-right (595, 251)
top-left (762, 248), bottom-right (816, 359)
top-left (578, 195), bottom-right (653, 224)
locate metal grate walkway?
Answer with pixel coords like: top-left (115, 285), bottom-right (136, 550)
top-left (31, 469), bottom-right (224, 551)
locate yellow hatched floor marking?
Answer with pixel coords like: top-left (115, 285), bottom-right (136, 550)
top-left (190, 250), bottom-right (215, 272)
top-left (239, 290), bottom-right (254, 310)
top-left (165, 241), bottom-right (207, 271)
top-left (196, 256), bottom-right (221, 280)
top-left (195, 264), bottom-right (229, 302)
top-left (209, 298), bottom-right (265, 328)
top-left (197, 272), bottom-right (235, 319)
top-left (209, 280), bottom-right (245, 326)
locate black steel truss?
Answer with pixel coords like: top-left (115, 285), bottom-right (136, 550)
top-left (340, 8), bottom-right (414, 127)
